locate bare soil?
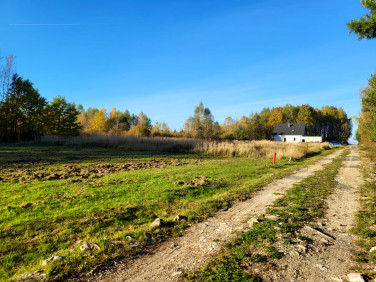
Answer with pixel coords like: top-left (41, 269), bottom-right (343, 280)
top-left (83, 149), bottom-right (344, 281)
top-left (0, 158), bottom-right (197, 184)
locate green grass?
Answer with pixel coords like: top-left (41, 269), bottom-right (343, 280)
top-left (0, 144), bottom-right (337, 280)
top-left (351, 146), bottom-right (376, 279)
top-left (186, 148), bottom-right (348, 281)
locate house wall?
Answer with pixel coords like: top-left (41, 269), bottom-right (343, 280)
top-left (302, 136), bottom-right (322, 143)
top-left (274, 135), bottom-right (302, 142)
top-left (274, 135), bottom-right (322, 143)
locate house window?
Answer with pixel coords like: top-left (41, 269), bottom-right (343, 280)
top-left (293, 138), bottom-right (296, 141)
top-left (302, 139), bottom-right (305, 142)
top-left (284, 138), bottom-right (286, 142)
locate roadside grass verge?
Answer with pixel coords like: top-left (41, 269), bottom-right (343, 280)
top-left (186, 149), bottom-right (348, 281)
top-left (351, 146), bottom-right (376, 279)
top-left (0, 145), bottom-right (337, 280)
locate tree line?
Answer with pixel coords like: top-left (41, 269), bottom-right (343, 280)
top-left (76, 106), bottom-right (169, 137)
top-left (0, 58), bottom-right (80, 142)
top-left (347, 0), bottom-right (376, 145)
top-left (183, 102), bottom-right (351, 143)
top-left (0, 65), bottom-right (352, 143)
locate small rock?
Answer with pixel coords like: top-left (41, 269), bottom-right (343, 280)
top-left (125, 235), bottom-right (134, 241)
top-left (320, 238), bottom-right (329, 244)
top-left (347, 273), bottom-right (365, 282)
top-left (315, 264), bottom-right (328, 271)
top-left (173, 267), bottom-right (183, 272)
top-left (15, 272), bottom-right (46, 280)
top-left (126, 242), bottom-right (140, 248)
top-left (369, 246), bottom-right (376, 253)
top-left (172, 271), bottom-right (183, 277)
top-left (265, 215), bottom-right (280, 221)
top-left (107, 240), bottom-right (126, 245)
top-left (173, 215), bottom-right (188, 222)
top-left (291, 250), bottom-right (300, 256)
top-left (296, 244), bottom-right (307, 253)
top-left (143, 232), bottom-right (154, 244)
top-left (150, 218), bottom-right (163, 228)
top-left (42, 255), bottom-right (69, 266)
top-left (247, 217), bottom-right (259, 227)
top-left (80, 241), bottom-right (100, 252)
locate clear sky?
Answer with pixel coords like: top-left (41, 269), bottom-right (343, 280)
top-left (1, 0), bottom-right (375, 143)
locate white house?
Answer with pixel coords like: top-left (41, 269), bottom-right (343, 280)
top-left (273, 123), bottom-right (322, 143)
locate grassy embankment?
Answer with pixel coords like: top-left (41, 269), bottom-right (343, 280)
top-left (352, 145), bottom-right (376, 279)
top-left (187, 148), bottom-right (348, 281)
top-left (0, 138), bottom-right (333, 280)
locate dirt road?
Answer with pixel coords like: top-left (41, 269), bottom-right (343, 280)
top-left (86, 149), bottom-right (345, 282)
top-left (260, 146), bottom-right (364, 281)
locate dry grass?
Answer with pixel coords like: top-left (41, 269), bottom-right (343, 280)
top-left (197, 140), bottom-right (329, 159)
top-left (38, 135), bottom-right (329, 159)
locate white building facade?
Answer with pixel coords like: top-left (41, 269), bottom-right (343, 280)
top-left (273, 123), bottom-right (322, 143)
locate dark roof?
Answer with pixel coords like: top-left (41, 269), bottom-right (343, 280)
top-left (273, 123), bottom-right (306, 136)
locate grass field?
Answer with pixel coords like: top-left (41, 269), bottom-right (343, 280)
top-left (0, 143), bottom-right (336, 280)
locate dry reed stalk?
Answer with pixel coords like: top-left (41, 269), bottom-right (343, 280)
top-left (38, 135), bottom-right (329, 159)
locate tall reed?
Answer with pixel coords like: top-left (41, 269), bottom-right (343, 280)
top-left (38, 135), bottom-right (329, 159)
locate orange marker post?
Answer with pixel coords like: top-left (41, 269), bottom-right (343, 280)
top-left (273, 152), bottom-right (276, 165)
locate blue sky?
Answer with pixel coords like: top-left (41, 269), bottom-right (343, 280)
top-left (1, 0), bottom-right (375, 142)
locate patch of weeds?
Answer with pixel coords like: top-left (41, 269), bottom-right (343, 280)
top-left (353, 251), bottom-right (369, 263)
top-left (283, 238), bottom-right (293, 245)
top-left (186, 253), bottom-right (261, 282)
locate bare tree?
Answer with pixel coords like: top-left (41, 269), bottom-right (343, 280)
top-left (0, 55), bottom-right (16, 102)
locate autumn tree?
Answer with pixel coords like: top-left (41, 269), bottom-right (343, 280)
top-left (221, 116), bottom-right (237, 139)
top-left (89, 108), bottom-right (108, 133)
top-left (151, 121), bottom-right (171, 137)
top-left (137, 112), bottom-right (151, 128)
top-left (233, 116), bottom-right (251, 140)
top-left (107, 107), bottom-right (132, 133)
top-left (347, 0), bottom-right (376, 39)
top-left (357, 73), bottom-right (376, 143)
top-left (281, 104), bottom-right (297, 123)
top-left (296, 104), bottom-right (315, 134)
top-left (318, 106), bottom-right (352, 143)
top-left (267, 107), bottom-right (284, 128)
top-left (184, 102), bottom-right (216, 139)
top-left (127, 112), bottom-right (152, 137)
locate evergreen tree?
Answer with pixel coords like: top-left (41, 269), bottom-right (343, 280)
top-left (347, 0), bottom-right (376, 39)
top-left (45, 96), bottom-right (80, 136)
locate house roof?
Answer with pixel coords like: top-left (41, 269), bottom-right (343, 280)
top-left (273, 123), bottom-right (306, 136)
